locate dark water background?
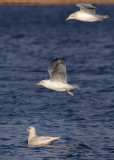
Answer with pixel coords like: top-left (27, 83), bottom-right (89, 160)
top-left (0, 5), bottom-right (114, 160)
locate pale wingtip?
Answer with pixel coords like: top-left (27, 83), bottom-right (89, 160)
top-left (105, 15), bottom-right (110, 18)
top-left (56, 137), bottom-right (60, 140)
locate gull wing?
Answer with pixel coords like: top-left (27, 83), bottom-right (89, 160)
top-left (76, 3), bottom-right (96, 14)
top-left (30, 136), bottom-right (60, 146)
top-left (34, 136), bottom-right (60, 144)
top-left (48, 57), bottom-right (67, 83)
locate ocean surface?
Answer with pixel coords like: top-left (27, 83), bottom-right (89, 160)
top-left (0, 5), bottom-right (114, 160)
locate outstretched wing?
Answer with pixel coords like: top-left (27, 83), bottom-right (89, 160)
top-left (76, 3), bottom-right (96, 14)
top-left (48, 57), bottom-right (67, 83)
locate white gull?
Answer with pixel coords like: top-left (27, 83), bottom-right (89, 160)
top-left (65, 3), bottom-right (109, 22)
top-left (25, 126), bottom-right (60, 147)
top-left (36, 57), bottom-right (79, 96)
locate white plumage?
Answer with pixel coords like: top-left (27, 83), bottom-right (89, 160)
top-left (66, 3), bottom-right (109, 22)
top-left (36, 57), bottom-right (79, 96)
top-left (25, 126), bottom-right (60, 147)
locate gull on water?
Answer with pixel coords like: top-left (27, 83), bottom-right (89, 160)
top-left (36, 57), bottom-right (79, 96)
top-left (65, 3), bottom-right (109, 22)
top-left (25, 126), bottom-right (60, 147)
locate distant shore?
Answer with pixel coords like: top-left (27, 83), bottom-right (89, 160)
top-left (0, 0), bottom-right (114, 5)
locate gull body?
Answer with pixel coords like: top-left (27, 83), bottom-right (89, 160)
top-left (36, 57), bottom-right (79, 96)
top-left (66, 3), bottom-right (109, 22)
top-left (25, 126), bottom-right (60, 147)
top-left (39, 80), bottom-right (78, 92)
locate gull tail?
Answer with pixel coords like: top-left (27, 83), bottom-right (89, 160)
top-left (103, 15), bottom-right (110, 19)
top-left (53, 137), bottom-right (60, 141)
top-left (50, 137), bottom-right (60, 144)
top-left (98, 15), bottom-right (109, 21)
top-left (70, 84), bottom-right (80, 90)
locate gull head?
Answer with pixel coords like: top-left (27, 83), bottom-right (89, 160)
top-left (25, 126), bottom-right (36, 133)
top-left (36, 80), bottom-right (48, 86)
top-left (65, 13), bottom-right (77, 21)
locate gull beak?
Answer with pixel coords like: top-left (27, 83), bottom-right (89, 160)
top-left (65, 18), bottom-right (69, 21)
top-left (36, 82), bottom-right (40, 86)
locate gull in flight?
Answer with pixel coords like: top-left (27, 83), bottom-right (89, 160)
top-left (25, 126), bottom-right (60, 147)
top-left (36, 57), bottom-right (79, 96)
top-left (65, 3), bottom-right (109, 22)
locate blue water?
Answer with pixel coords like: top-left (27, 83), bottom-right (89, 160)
top-left (0, 5), bottom-right (114, 160)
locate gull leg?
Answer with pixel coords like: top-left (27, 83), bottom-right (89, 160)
top-left (67, 90), bottom-right (74, 96)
